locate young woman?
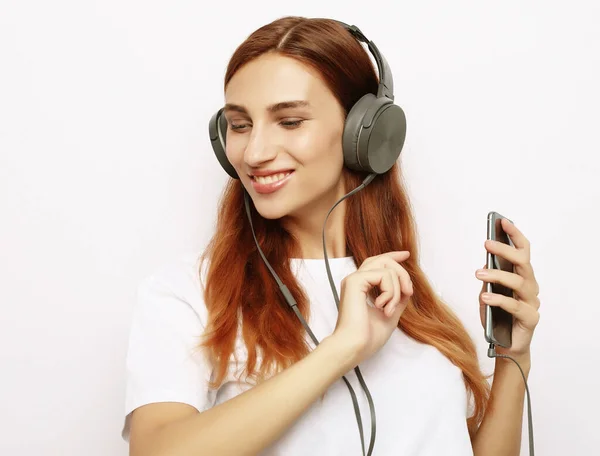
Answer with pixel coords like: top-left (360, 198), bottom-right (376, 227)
top-left (122, 16), bottom-right (541, 456)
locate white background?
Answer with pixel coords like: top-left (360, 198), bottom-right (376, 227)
top-left (1, 1), bottom-right (598, 454)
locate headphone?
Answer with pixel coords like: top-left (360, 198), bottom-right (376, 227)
top-left (208, 19), bottom-right (407, 179)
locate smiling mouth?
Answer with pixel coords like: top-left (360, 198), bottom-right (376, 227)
top-left (249, 171), bottom-right (295, 194)
top-left (250, 171), bottom-right (294, 185)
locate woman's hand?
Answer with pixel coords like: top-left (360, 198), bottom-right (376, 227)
top-left (476, 218), bottom-right (541, 360)
top-left (332, 251), bottom-right (413, 366)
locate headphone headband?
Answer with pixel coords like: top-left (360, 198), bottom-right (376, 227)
top-left (331, 20), bottom-right (394, 100)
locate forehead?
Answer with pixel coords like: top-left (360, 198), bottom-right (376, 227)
top-left (224, 53), bottom-right (332, 112)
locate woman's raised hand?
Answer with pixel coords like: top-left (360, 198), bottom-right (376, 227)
top-left (332, 251), bottom-right (413, 366)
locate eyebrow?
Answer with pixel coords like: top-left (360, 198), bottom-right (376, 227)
top-left (223, 100), bottom-right (311, 115)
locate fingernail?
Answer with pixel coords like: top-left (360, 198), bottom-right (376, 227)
top-left (482, 293), bottom-right (492, 301)
top-left (476, 269), bottom-right (488, 277)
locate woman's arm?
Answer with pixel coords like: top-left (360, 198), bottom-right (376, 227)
top-left (471, 352), bottom-right (531, 456)
top-left (129, 335), bottom-right (359, 456)
top-left (473, 220), bottom-right (541, 455)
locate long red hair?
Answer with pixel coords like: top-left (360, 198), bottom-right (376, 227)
top-left (199, 16), bottom-right (490, 438)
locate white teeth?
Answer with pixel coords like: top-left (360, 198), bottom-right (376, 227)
top-left (254, 172), bottom-right (291, 185)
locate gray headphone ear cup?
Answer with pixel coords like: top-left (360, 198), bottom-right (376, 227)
top-left (208, 108), bottom-right (239, 179)
top-left (342, 93), bottom-right (377, 172)
top-left (361, 102), bottom-right (406, 174)
top-left (343, 94), bottom-right (407, 174)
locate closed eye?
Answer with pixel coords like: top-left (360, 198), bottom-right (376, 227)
top-left (279, 120), bottom-right (304, 128)
top-left (229, 119), bottom-right (305, 132)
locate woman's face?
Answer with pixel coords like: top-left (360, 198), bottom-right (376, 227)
top-left (223, 52), bottom-right (347, 221)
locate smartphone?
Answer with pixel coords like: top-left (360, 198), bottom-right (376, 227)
top-left (484, 211), bottom-right (515, 348)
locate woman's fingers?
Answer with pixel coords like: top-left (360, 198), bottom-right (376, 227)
top-left (364, 251), bottom-right (410, 268)
top-left (379, 258), bottom-right (413, 303)
top-left (373, 269), bottom-right (398, 311)
top-left (384, 269), bottom-right (400, 316)
top-left (361, 255), bottom-right (413, 317)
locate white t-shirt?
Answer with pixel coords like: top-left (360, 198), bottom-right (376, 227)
top-left (122, 251), bottom-right (474, 455)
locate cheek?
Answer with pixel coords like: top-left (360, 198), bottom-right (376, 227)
top-left (225, 138), bottom-right (246, 167)
top-left (316, 139), bottom-right (344, 173)
top-left (297, 128), bottom-right (343, 166)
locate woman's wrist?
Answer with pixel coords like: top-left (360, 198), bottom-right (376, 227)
top-left (319, 334), bottom-right (362, 376)
top-left (494, 349), bottom-right (531, 376)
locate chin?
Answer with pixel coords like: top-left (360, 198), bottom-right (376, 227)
top-left (252, 202), bottom-right (292, 220)
top-left (245, 181), bottom-right (302, 221)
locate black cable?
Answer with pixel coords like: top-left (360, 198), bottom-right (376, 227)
top-left (243, 173), bottom-right (378, 456)
top-left (487, 342), bottom-right (534, 455)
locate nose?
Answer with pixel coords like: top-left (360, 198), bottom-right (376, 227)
top-left (243, 124), bottom-right (277, 168)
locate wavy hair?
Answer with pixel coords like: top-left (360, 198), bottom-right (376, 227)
top-left (199, 16), bottom-right (490, 438)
